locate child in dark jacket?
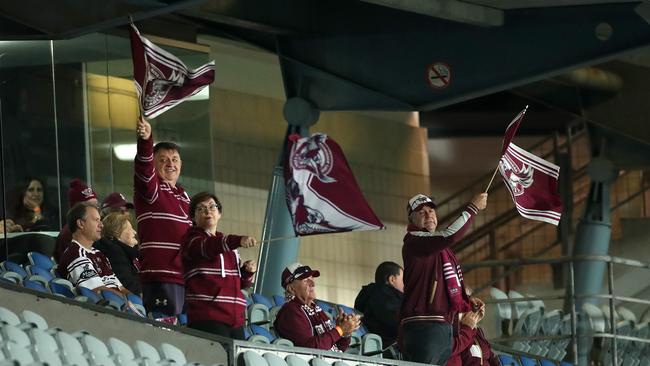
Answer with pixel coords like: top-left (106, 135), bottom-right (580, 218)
top-left (181, 192), bottom-right (257, 339)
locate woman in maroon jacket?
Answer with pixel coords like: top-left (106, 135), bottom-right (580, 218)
top-left (181, 192), bottom-right (257, 339)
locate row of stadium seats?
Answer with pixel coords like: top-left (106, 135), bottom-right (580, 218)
top-left (491, 287), bottom-right (650, 366)
top-left (0, 306), bottom-right (205, 366)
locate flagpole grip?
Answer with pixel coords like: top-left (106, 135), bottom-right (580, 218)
top-left (485, 165), bottom-right (499, 193)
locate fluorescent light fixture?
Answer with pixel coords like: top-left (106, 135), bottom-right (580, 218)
top-left (113, 143), bottom-right (137, 161)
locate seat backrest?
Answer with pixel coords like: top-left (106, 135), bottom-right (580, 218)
top-left (252, 293), bottom-right (275, 308)
top-left (616, 306), bottom-right (637, 323)
top-left (126, 293), bottom-right (144, 306)
top-left (49, 280), bottom-right (75, 298)
top-left (582, 303), bottom-right (606, 332)
top-left (23, 279), bottom-right (49, 293)
top-left (29, 328), bottom-right (59, 352)
top-left (251, 324), bottom-right (276, 342)
top-left (0, 306), bottom-right (21, 326)
top-left (159, 342), bottom-right (187, 364)
top-left (241, 350), bottom-right (269, 366)
top-left (508, 290), bottom-right (529, 319)
top-left (310, 357), bottom-right (331, 366)
top-left (30, 264), bottom-right (54, 281)
top-left (264, 352), bottom-right (289, 366)
top-left (79, 334), bottom-right (110, 358)
top-left (56, 331), bottom-right (85, 356)
top-left (498, 354), bottom-right (521, 366)
top-left (360, 333), bottom-right (382, 357)
top-left (2, 324), bottom-right (31, 347)
top-left (490, 287), bottom-right (512, 319)
top-left (540, 309), bottom-right (562, 335)
top-left (21, 310), bottom-right (49, 330)
top-left (28, 251), bottom-right (55, 271)
top-left (2, 261), bottom-right (28, 278)
top-left (273, 295), bottom-right (286, 307)
top-left (78, 286), bottom-right (102, 303)
top-left (1, 271), bottom-right (23, 284)
top-left (285, 355), bottom-right (309, 366)
top-left (108, 337), bottom-right (135, 361)
top-left (520, 356), bottom-right (538, 366)
top-left (133, 340), bottom-right (161, 362)
top-left (248, 303), bottom-right (270, 325)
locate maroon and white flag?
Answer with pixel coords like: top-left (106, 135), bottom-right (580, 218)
top-left (284, 133), bottom-right (384, 235)
top-left (129, 23), bottom-right (215, 118)
top-left (500, 106), bottom-right (528, 155)
top-left (499, 143), bottom-right (563, 225)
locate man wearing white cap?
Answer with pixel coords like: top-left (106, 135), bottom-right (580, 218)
top-left (398, 192), bottom-right (487, 365)
top-left (274, 263), bottom-right (360, 352)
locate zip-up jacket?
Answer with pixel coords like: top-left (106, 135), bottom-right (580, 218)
top-left (181, 226), bottom-right (253, 327)
top-left (134, 136), bottom-right (192, 285)
top-left (398, 203), bottom-right (478, 325)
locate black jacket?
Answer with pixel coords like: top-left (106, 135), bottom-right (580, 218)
top-left (93, 238), bottom-right (142, 295)
top-left (354, 282), bottom-right (403, 346)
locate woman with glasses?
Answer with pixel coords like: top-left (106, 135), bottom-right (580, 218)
top-left (181, 191), bottom-right (258, 339)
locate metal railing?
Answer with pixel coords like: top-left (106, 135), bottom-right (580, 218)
top-left (464, 254), bottom-right (650, 366)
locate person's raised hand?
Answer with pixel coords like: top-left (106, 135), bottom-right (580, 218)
top-left (243, 260), bottom-right (257, 273)
top-left (136, 116), bottom-right (152, 140)
top-left (470, 296), bottom-right (485, 312)
top-left (240, 236), bottom-right (257, 248)
top-left (471, 193), bottom-right (488, 210)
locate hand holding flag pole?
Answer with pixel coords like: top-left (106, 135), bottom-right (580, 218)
top-left (484, 105), bottom-right (529, 192)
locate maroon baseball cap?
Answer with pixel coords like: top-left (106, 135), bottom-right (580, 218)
top-left (281, 262), bottom-right (320, 289)
top-left (407, 194), bottom-right (437, 215)
top-left (68, 179), bottom-right (98, 207)
top-left (101, 192), bottom-right (134, 210)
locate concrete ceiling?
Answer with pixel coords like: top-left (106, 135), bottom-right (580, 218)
top-left (2, 0), bottom-right (650, 137)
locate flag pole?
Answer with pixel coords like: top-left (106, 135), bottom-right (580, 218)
top-left (484, 165), bottom-right (500, 193)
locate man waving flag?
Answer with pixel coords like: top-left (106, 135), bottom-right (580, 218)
top-left (129, 23), bottom-right (215, 118)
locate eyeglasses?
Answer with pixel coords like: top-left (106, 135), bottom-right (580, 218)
top-left (196, 203), bottom-right (220, 213)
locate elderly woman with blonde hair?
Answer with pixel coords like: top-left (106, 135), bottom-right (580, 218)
top-left (94, 212), bottom-right (142, 295)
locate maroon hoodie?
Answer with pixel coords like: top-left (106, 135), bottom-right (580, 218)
top-left (181, 226), bottom-right (252, 327)
top-left (398, 203), bottom-right (478, 326)
top-left (134, 136), bottom-right (192, 285)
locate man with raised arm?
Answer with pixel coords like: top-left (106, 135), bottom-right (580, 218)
top-left (134, 117), bottom-right (192, 316)
top-left (398, 193), bottom-right (487, 365)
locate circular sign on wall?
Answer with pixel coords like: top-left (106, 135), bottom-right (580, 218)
top-left (426, 62), bottom-right (452, 90)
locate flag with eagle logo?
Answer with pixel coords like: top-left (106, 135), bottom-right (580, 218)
top-left (129, 23), bottom-right (215, 118)
top-left (499, 143), bottom-right (563, 225)
top-left (284, 133), bottom-right (384, 236)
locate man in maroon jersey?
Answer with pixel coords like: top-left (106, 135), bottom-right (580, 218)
top-left (274, 263), bottom-right (360, 352)
top-left (53, 179), bottom-right (98, 262)
top-left (135, 117), bottom-right (192, 316)
top-left (59, 202), bottom-right (129, 296)
top-left (398, 193), bottom-right (487, 365)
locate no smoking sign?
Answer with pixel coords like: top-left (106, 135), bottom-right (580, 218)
top-left (426, 62), bottom-right (452, 90)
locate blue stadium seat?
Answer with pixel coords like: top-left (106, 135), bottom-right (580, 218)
top-left (100, 290), bottom-right (126, 310)
top-left (338, 304), bottom-right (356, 316)
top-left (28, 251), bottom-right (56, 271)
top-left (250, 324), bottom-right (276, 342)
top-left (0, 271), bottom-right (23, 284)
top-left (49, 279), bottom-right (76, 298)
top-left (29, 265), bottom-right (55, 282)
top-left (126, 293), bottom-right (144, 306)
top-left (540, 360), bottom-right (556, 366)
top-left (24, 279), bottom-right (50, 294)
top-left (177, 313), bottom-right (188, 325)
top-left (273, 295), bottom-right (286, 307)
top-left (252, 293), bottom-right (275, 309)
top-left (1, 261), bottom-right (28, 279)
top-left (520, 356), bottom-right (538, 366)
top-left (77, 286), bottom-right (103, 304)
top-left (499, 354), bottom-right (521, 366)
